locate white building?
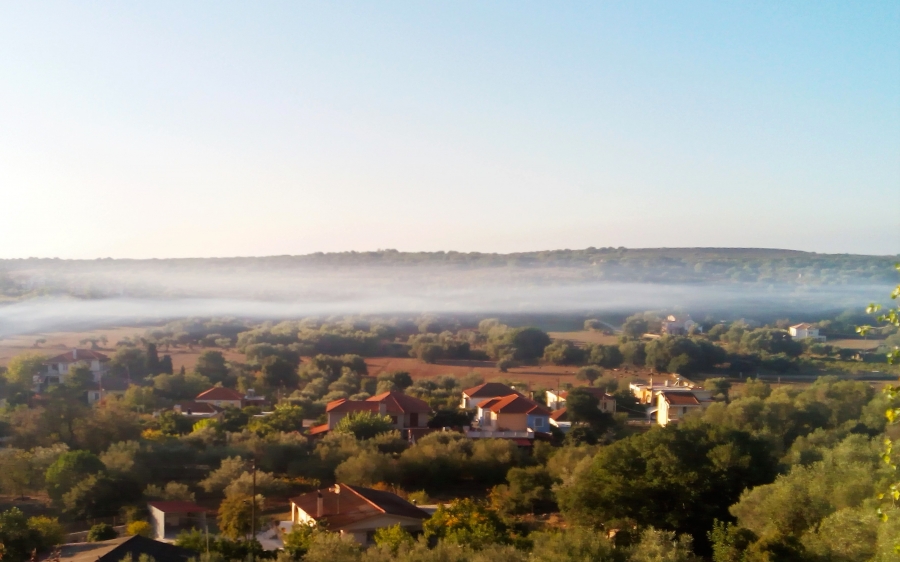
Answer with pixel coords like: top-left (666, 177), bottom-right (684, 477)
top-left (661, 315), bottom-right (697, 335)
top-left (656, 391), bottom-right (713, 426)
top-left (789, 323), bottom-right (825, 341)
top-left (39, 348), bottom-right (110, 386)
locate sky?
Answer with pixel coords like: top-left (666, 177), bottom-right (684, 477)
top-left (0, 2), bottom-right (898, 259)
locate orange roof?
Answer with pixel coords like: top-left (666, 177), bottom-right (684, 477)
top-left (290, 484), bottom-right (428, 529)
top-left (550, 407), bottom-right (568, 421)
top-left (367, 391), bottom-right (432, 413)
top-left (662, 392), bottom-right (701, 406)
top-left (484, 394), bottom-right (550, 416)
top-left (307, 424), bottom-right (330, 436)
top-left (45, 349), bottom-right (109, 364)
top-left (196, 387), bottom-right (244, 402)
top-left (463, 382), bottom-right (518, 398)
top-left (326, 391), bottom-right (432, 415)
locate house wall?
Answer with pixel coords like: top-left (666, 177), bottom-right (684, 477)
top-left (149, 506), bottom-right (165, 540)
top-left (492, 412), bottom-right (528, 431)
top-left (545, 391), bottom-right (564, 410)
top-left (527, 414), bottom-right (549, 432)
top-left (196, 398), bottom-right (242, 408)
top-left (462, 396), bottom-right (497, 410)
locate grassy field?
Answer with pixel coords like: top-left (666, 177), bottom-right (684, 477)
top-left (0, 327), bottom-right (245, 371)
top-left (549, 331), bottom-right (620, 346)
top-left (829, 338), bottom-right (884, 350)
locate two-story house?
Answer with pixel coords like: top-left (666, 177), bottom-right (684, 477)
top-left (310, 391), bottom-right (433, 437)
top-left (545, 387), bottom-right (616, 413)
top-left (460, 382), bottom-right (520, 409)
top-left (474, 394), bottom-right (551, 434)
top-left (656, 391), bottom-right (713, 426)
top-left (41, 349), bottom-right (110, 386)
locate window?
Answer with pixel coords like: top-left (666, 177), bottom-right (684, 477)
top-left (534, 417), bottom-right (544, 428)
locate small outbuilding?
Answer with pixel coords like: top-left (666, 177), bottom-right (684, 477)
top-left (147, 500), bottom-right (208, 541)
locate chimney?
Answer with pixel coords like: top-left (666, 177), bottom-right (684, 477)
top-left (379, 402), bottom-right (387, 416)
top-left (316, 492), bottom-right (323, 518)
top-left (72, 349), bottom-right (77, 360)
top-left (665, 380), bottom-right (669, 387)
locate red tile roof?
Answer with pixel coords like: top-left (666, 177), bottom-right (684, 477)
top-left (484, 394), bottom-right (550, 416)
top-left (176, 402), bottom-right (222, 415)
top-left (307, 424), bottom-right (330, 436)
top-left (290, 484), bottom-right (428, 529)
top-left (367, 391), bottom-right (432, 413)
top-left (550, 407), bottom-right (568, 421)
top-left (196, 387), bottom-right (244, 402)
top-left (45, 349), bottom-right (109, 364)
top-left (462, 382), bottom-right (518, 398)
top-left (147, 500), bottom-right (208, 513)
top-left (661, 392), bottom-right (701, 406)
top-left (326, 391), bottom-right (432, 415)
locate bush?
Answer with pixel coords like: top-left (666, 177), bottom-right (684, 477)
top-left (87, 523), bottom-right (117, 542)
top-left (127, 520), bottom-right (153, 538)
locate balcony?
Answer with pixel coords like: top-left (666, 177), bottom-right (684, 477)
top-left (464, 428), bottom-right (534, 439)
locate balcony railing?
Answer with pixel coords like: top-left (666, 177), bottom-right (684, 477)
top-left (464, 428), bottom-right (534, 439)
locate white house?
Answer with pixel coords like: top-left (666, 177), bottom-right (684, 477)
top-left (546, 387), bottom-right (616, 414)
top-left (789, 323), bottom-right (825, 341)
top-left (460, 382), bottom-right (520, 409)
top-left (289, 484), bottom-right (429, 545)
top-left (656, 391), bottom-right (713, 426)
top-left (40, 349), bottom-right (110, 386)
top-left (147, 500), bottom-right (208, 541)
top-left (661, 315), bottom-right (697, 336)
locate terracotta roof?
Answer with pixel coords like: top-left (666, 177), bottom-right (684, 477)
top-left (462, 382), bottom-right (518, 398)
top-left (147, 500), bottom-right (208, 513)
top-left (44, 349), bottom-right (109, 364)
top-left (307, 424), bottom-right (330, 435)
top-left (196, 387), bottom-right (244, 402)
top-left (367, 391), bottom-right (432, 413)
top-left (175, 402), bottom-right (222, 415)
top-left (290, 484), bottom-right (428, 529)
top-left (550, 407), bottom-right (568, 421)
top-left (326, 391), bottom-right (432, 415)
top-left (326, 399), bottom-right (380, 414)
top-left (484, 394), bottom-right (550, 416)
top-left (53, 535), bottom-right (194, 562)
top-left (661, 392), bottom-right (701, 406)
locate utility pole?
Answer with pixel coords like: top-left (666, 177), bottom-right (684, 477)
top-left (250, 457), bottom-right (256, 561)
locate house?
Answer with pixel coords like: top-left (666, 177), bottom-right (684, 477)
top-left (549, 408), bottom-right (571, 432)
top-left (630, 377), bottom-right (710, 405)
top-left (460, 382), bottom-right (520, 409)
top-left (147, 500), bottom-right (208, 541)
top-left (194, 386), bottom-right (245, 409)
top-left (473, 394), bottom-right (551, 435)
top-left (789, 323), bottom-right (825, 341)
top-left (656, 391), bottom-right (713, 426)
top-left (51, 535), bottom-right (195, 562)
top-left (546, 387), bottom-right (616, 413)
top-left (289, 484), bottom-right (429, 545)
top-left (661, 315), bottom-right (697, 336)
top-left (173, 401), bottom-right (223, 419)
top-left (86, 378), bottom-right (129, 405)
top-left (311, 391), bottom-right (433, 436)
top-left (40, 349), bottom-right (110, 386)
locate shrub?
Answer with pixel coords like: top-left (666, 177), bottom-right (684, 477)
top-left (87, 523), bottom-right (117, 542)
top-left (127, 520), bottom-right (153, 538)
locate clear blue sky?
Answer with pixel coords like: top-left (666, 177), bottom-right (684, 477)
top-left (1, 2), bottom-right (898, 258)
